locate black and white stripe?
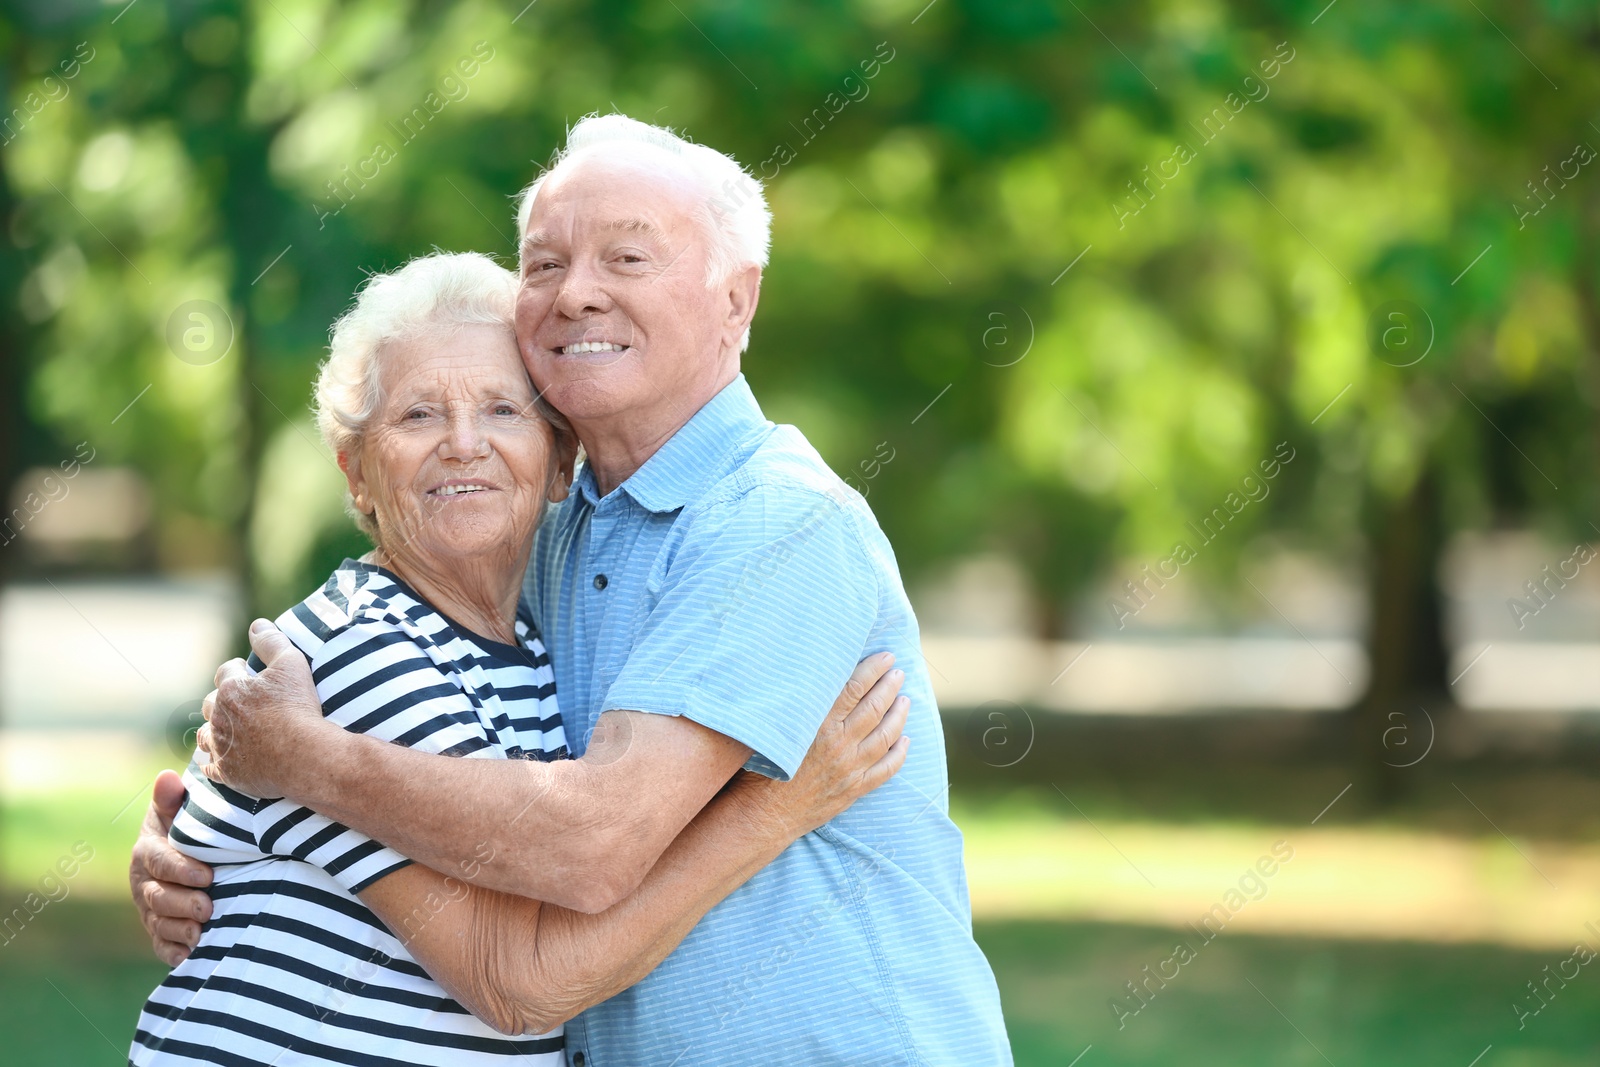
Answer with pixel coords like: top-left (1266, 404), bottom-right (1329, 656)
top-left (132, 560), bottom-right (567, 1065)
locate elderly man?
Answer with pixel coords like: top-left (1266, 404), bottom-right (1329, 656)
top-left (131, 115), bottom-right (1012, 1065)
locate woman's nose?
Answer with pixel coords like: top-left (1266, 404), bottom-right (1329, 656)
top-left (439, 410), bottom-right (491, 460)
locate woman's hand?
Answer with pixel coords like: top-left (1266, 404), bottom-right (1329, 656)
top-left (735, 653), bottom-right (910, 838)
top-left (129, 770), bottom-right (214, 966)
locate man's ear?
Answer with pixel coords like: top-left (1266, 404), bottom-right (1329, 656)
top-left (547, 432), bottom-right (579, 504)
top-left (337, 449), bottom-right (371, 514)
top-left (724, 264), bottom-right (761, 349)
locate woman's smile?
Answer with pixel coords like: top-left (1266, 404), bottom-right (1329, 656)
top-left (427, 477), bottom-right (500, 499)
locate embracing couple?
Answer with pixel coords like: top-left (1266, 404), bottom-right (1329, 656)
top-left (127, 115), bottom-right (1011, 1066)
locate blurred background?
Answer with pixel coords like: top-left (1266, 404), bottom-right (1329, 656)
top-left (3, 0), bottom-right (1599, 1062)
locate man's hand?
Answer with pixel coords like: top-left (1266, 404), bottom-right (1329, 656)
top-left (197, 618), bottom-right (326, 798)
top-left (129, 770), bottom-right (214, 966)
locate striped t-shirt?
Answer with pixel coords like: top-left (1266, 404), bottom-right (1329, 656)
top-left (131, 559), bottom-right (568, 1066)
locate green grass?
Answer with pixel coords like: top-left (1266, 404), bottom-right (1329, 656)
top-left (10, 731), bottom-right (1600, 1062)
top-left (2, 789), bottom-right (154, 898)
top-left (981, 920), bottom-right (1600, 1066)
top-left (2, 899), bottom-right (167, 1065)
top-left (7, 900), bottom-right (1600, 1065)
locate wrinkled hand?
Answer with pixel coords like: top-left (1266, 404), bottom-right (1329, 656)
top-left (741, 653), bottom-right (910, 838)
top-left (197, 619), bottom-right (324, 798)
top-left (129, 770), bottom-right (213, 966)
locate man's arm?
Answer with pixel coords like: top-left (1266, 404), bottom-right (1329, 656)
top-left (129, 712), bottom-right (743, 948)
top-left (360, 656), bottom-right (908, 1035)
top-left (197, 490), bottom-right (877, 912)
top-left (129, 652), bottom-right (901, 959)
top-left (132, 655), bottom-right (908, 972)
top-left (196, 621), bottom-right (750, 912)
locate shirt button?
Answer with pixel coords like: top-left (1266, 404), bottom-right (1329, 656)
top-left (573, 1053), bottom-right (586, 1067)
top-left (593, 573), bottom-right (608, 590)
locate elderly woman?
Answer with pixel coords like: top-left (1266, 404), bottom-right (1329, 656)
top-left (129, 253), bottom-right (907, 1064)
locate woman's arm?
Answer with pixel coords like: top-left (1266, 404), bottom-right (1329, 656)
top-left (358, 655), bottom-right (909, 1035)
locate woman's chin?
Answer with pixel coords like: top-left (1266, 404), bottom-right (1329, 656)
top-left (406, 515), bottom-right (530, 565)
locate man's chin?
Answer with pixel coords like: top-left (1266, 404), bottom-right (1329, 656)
top-left (538, 375), bottom-right (637, 422)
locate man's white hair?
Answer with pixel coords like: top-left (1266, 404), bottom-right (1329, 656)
top-left (514, 114), bottom-right (771, 350)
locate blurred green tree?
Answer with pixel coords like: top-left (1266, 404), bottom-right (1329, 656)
top-left (3, 0), bottom-right (1597, 803)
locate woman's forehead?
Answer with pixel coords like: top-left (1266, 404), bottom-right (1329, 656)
top-left (380, 329), bottom-right (532, 394)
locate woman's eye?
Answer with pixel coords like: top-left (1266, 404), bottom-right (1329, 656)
top-left (494, 404), bottom-right (518, 416)
top-left (405, 409), bottom-right (432, 420)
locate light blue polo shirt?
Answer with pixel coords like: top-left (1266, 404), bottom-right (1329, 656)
top-left (524, 375), bottom-right (1012, 1066)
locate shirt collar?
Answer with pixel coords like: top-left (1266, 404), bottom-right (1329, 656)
top-left (575, 374), bottom-right (768, 514)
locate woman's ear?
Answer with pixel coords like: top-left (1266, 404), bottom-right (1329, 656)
top-left (547, 432), bottom-right (578, 504)
top-left (338, 448), bottom-right (372, 515)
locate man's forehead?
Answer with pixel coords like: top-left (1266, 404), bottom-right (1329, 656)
top-left (523, 214), bottom-right (670, 249)
top-left (524, 146), bottom-right (704, 232)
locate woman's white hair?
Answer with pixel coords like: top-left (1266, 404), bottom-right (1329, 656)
top-left (313, 251), bottom-right (570, 542)
top-left (514, 114), bottom-right (771, 350)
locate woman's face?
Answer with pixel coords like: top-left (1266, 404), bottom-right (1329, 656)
top-left (344, 323), bottom-right (567, 569)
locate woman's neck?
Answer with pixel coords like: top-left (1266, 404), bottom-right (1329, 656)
top-left (365, 546), bottom-right (525, 645)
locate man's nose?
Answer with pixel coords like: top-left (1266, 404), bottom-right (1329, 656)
top-left (552, 259), bottom-right (611, 319)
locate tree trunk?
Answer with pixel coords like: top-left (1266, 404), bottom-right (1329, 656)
top-left (0, 149), bottom-right (25, 591)
top-left (1572, 197), bottom-right (1600, 487)
top-left (209, 10), bottom-right (283, 626)
top-left (1354, 468), bottom-right (1453, 807)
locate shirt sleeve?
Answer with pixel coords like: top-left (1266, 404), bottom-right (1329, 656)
top-left (601, 484), bottom-right (879, 781)
top-left (251, 616), bottom-right (509, 895)
top-left (168, 764), bottom-right (268, 865)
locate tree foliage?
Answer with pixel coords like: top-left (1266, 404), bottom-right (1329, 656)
top-left (3, 0), bottom-right (1596, 723)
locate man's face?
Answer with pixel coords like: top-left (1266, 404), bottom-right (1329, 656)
top-left (514, 148), bottom-right (734, 432)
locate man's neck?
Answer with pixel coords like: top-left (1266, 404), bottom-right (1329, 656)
top-left (579, 369), bottom-right (738, 497)
top-left (582, 421), bottom-right (681, 497)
